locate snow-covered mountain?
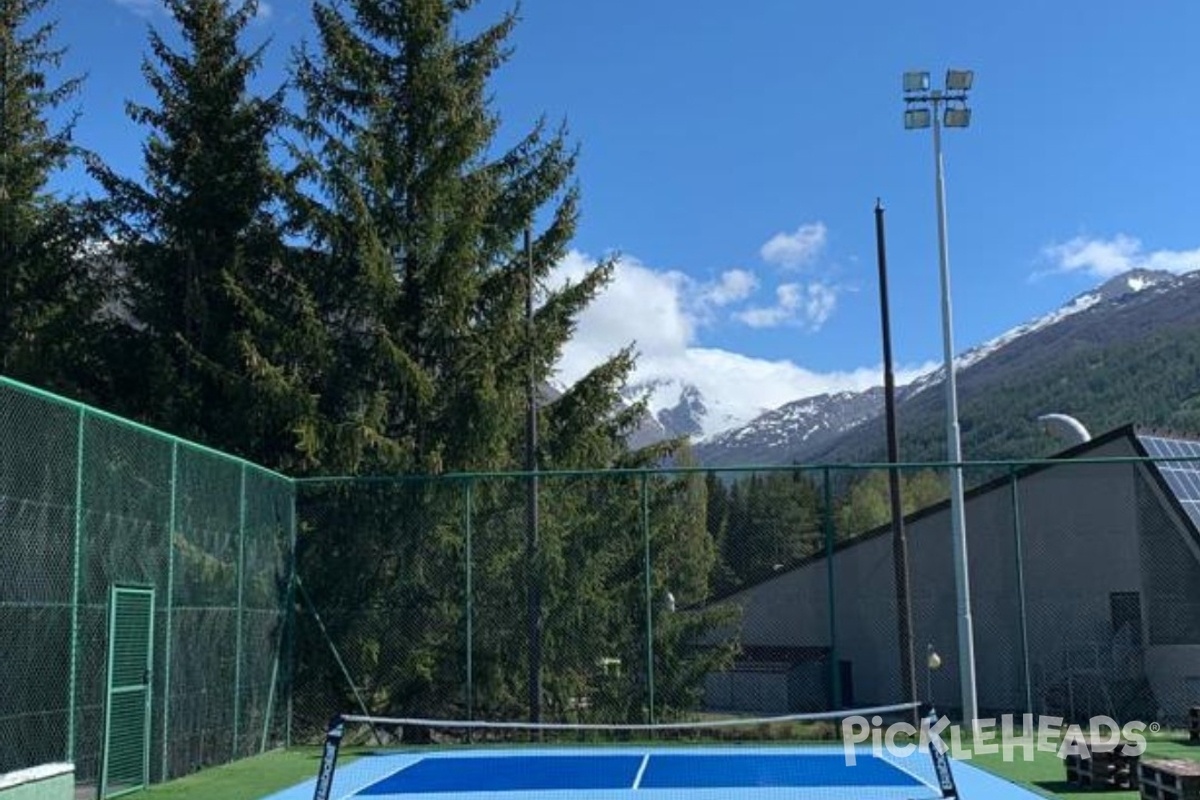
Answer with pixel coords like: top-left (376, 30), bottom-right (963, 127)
top-left (692, 268), bottom-right (1189, 466)
top-left (599, 268), bottom-right (1191, 461)
top-left (692, 386), bottom-right (907, 467)
top-left (623, 378), bottom-right (766, 444)
top-left (906, 268), bottom-right (1179, 397)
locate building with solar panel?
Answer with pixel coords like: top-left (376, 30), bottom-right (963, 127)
top-left (704, 425), bottom-right (1200, 726)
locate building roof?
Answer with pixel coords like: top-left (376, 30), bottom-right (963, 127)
top-left (1132, 431), bottom-right (1200, 554)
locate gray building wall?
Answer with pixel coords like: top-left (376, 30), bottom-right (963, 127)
top-left (708, 434), bottom-right (1200, 721)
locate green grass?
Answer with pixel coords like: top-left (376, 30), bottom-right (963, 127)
top-left (123, 733), bottom-right (1200, 799)
top-left (139, 749), bottom-right (340, 800)
top-left (971, 733), bottom-right (1199, 799)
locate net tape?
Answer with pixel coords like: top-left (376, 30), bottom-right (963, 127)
top-left (342, 701), bottom-right (921, 732)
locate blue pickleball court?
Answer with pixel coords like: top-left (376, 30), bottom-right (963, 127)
top-left (263, 745), bottom-right (1048, 799)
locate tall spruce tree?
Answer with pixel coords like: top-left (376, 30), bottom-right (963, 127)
top-left (89, 0), bottom-right (324, 471)
top-left (291, 0), bottom-right (615, 476)
top-left (287, 0), bottom-right (736, 723)
top-left (0, 0), bottom-right (98, 394)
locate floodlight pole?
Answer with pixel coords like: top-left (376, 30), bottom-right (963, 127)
top-left (904, 73), bottom-right (979, 726)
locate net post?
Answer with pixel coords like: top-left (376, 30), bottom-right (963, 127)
top-left (923, 706), bottom-right (959, 798)
top-left (312, 715), bottom-right (346, 800)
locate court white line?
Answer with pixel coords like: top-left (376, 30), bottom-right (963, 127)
top-left (339, 757), bottom-right (425, 800)
top-left (879, 749), bottom-right (945, 796)
top-left (631, 754), bottom-right (650, 790)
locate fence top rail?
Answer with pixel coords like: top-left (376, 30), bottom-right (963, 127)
top-left (294, 452), bottom-right (1184, 485)
top-left (0, 374), bottom-right (291, 483)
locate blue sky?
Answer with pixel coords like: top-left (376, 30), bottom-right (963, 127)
top-left (53, 1), bottom-right (1200, 425)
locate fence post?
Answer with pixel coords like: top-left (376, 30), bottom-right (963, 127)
top-left (464, 479), bottom-right (474, 722)
top-left (641, 472), bottom-right (654, 725)
top-left (1010, 468), bottom-right (1033, 715)
top-left (67, 407), bottom-right (86, 762)
top-left (284, 489), bottom-right (297, 749)
top-left (233, 464), bottom-right (247, 758)
top-left (161, 442), bottom-right (178, 779)
top-left (823, 466), bottom-right (840, 708)
top-left (261, 486), bottom-right (291, 754)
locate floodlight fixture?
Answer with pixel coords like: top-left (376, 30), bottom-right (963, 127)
top-left (944, 107), bottom-right (971, 128)
top-left (946, 69), bottom-right (974, 92)
top-left (904, 108), bottom-right (932, 130)
top-left (903, 71), bottom-right (930, 93)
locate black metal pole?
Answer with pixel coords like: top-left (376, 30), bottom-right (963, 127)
top-left (875, 199), bottom-right (918, 725)
top-left (525, 226), bottom-right (542, 725)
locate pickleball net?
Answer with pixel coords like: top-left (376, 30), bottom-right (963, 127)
top-left (309, 701), bottom-right (959, 799)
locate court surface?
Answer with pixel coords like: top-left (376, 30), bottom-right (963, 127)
top-left (263, 745), bottom-right (1046, 799)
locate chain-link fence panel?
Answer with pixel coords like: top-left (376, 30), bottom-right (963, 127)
top-left (0, 382), bottom-right (78, 775)
top-left (696, 468), bottom-right (828, 717)
top-left (1015, 459), bottom-right (1141, 725)
top-left (235, 467), bottom-right (294, 760)
top-left (167, 444), bottom-right (244, 776)
top-left (12, 379), bottom-right (1197, 790)
top-left (291, 479), bottom-right (468, 743)
top-left (292, 471), bottom-right (748, 737)
top-left (77, 410), bottom-right (173, 789)
top-left (0, 376), bottom-right (294, 796)
top-left (645, 471), bottom-right (740, 720)
top-left (1135, 435), bottom-right (1200, 727)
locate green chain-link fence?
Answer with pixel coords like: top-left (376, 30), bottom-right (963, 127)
top-left (7, 370), bottom-right (1200, 791)
top-left (293, 439), bottom-right (1200, 738)
top-left (0, 376), bottom-right (294, 797)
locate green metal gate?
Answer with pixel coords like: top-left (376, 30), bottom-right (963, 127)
top-left (100, 585), bottom-right (155, 798)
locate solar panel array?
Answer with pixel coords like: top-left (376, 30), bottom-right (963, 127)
top-left (1137, 434), bottom-right (1200, 530)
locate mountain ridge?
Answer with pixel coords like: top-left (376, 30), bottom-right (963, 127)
top-left (690, 267), bottom-right (1200, 466)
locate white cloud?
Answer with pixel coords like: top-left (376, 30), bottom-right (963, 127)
top-left (552, 250), bottom-right (932, 428)
top-left (1042, 234), bottom-right (1200, 279)
top-left (552, 252), bottom-right (694, 362)
top-left (700, 269), bottom-right (758, 307)
top-left (734, 282), bottom-right (837, 330)
top-left (553, 258), bottom-right (762, 334)
top-left (760, 222), bottom-right (828, 269)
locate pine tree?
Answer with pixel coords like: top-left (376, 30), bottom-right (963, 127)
top-left (0, 0), bottom-right (98, 394)
top-left (836, 469), bottom-right (948, 539)
top-left (704, 471), bottom-right (738, 593)
top-left (288, 0), bottom-right (692, 722)
top-left (89, 0), bottom-right (324, 471)
top-left (291, 0), bottom-right (614, 476)
top-left (721, 471), bottom-right (823, 586)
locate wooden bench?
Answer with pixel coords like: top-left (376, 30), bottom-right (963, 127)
top-left (1139, 758), bottom-right (1200, 799)
top-left (1064, 738), bottom-right (1140, 791)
